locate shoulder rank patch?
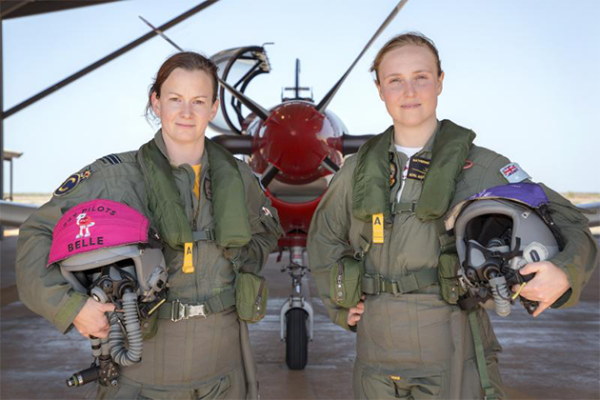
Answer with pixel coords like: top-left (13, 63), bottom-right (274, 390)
top-left (98, 154), bottom-right (122, 165)
top-left (500, 162), bottom-right (530, 183)
top-left (54, 169), bottom-right (92, 197)
top-left (407, 156), bottom-right (431, 181)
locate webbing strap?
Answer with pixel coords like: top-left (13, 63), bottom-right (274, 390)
top-left (434, 218), bottom-right (456, 254)
top-left (392, 201), bottom-right (417, 215)
top-left (157, 288), bottom-right (236, 320)
top-left (362, 269), bottom-right (438, 295)
top-left (468, 310), bottom-right (498, 400)
top-left (192, 229), bottom-right (215, 241)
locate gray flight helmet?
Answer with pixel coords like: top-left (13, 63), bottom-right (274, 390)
top-left (454, 199), bottom-right (560, 269)
top-left (60, 245), bottom-right (167, 302)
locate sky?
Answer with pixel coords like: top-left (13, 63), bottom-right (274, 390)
top-left (3, 0), bottom-right (600, 194)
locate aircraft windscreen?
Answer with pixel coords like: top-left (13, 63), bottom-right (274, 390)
top-left (209, 47), bottom-right (271, 135)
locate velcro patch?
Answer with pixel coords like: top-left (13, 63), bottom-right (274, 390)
top-left (53, 169), bottom-right (91, 197)
top-left (500, 162), bottom-right (531, 183)
top-left (407, 156), bottom-right (431, 181)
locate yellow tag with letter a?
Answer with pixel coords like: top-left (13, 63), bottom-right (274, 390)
top-left (372, 213), bottom-right (384, 244)
top-left (183, 242), bottom-right (194, 274)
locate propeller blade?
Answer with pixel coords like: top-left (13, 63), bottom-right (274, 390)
top-left (219, 79), bottom-right (270, 121)
top-left (321, 156), bottom-right (340, 173)
top-left (315, 0), bottom-right (409, 114)
top-left (211, 135), bottom-right (253, 155)
top-left (342, 134), bottom-right (376, 155)
top-left (139, 16), bottom-right (184, 52)
top-left (139, 16), bottom-right (271, 121)
top-left (261, 164), bottom-right (280, 188)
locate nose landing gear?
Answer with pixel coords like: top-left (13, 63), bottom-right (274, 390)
top-left (279, 246), bottom-right (314, 370)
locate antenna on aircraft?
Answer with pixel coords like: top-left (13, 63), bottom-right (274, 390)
top-left (139, 16), bottom-right (271, 121)
top-left (315, 0), bottom-right (409, 113)
top-left (282, 59), bottom-right (312, 102)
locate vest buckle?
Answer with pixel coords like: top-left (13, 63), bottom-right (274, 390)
top-left (170, 299), bottom-right (207, 322)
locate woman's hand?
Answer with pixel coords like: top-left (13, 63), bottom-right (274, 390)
top-left (73, 298), bottom-right (115, 338)
top-left (347, 295), bottom-right (366, 327)
top-left (513, 261), bottom-right (571, 317)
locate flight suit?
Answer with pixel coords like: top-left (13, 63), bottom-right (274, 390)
top-left (308, 120), bottom-right (598, 399)
top-left (16, 131), bottom-right (281, 399)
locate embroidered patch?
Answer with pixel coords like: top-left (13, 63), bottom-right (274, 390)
top-left (74, 213), bottom-right (95, 239)
top-left (389, 153), bottom-right (397, 187)
top-left (500, 162), bottom-right (531, 183)
top-left (407, 156), bottom-right (431, 181)
top-left (53, 169), bottom-right (91, 197)
top-left (204, 177), bottom-right (213, 200)
top-left (98, 154), bottom-right (122, 165)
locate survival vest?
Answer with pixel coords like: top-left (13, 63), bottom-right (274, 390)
top-left (138, 134), bottom-right (268, 323)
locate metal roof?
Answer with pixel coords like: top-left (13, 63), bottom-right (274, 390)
top-left (1, 1), bottom-right (124, 20)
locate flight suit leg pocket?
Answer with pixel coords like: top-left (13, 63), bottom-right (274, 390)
top-left (194, 373), bottom-right (232, 400)
top-left (415, 296), bottom-right (455, 364)
top-left (409, 374), bottom-right (443, 399)
top-left (359, 368), bottom-right (406, 399)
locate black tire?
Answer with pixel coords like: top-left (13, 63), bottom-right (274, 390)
top-left (285, 308), bottom-right (308, 370)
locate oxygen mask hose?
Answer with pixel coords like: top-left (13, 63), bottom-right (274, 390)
top-left (109, 291), bottom-right (143, 366)
top-left (489, 275), bottom-right (512, 317)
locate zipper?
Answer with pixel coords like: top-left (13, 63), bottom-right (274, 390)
top-left (336, 261), bottom-right (345, 301)
top-left (255, 278), bottom-right (266, 318)
top-left (181, 164), bottom-right (201, 301)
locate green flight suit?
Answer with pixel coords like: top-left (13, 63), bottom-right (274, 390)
top-left (16, 131), bottom-right (281, 399)
top-left (308, 121), bottom-right (598, 399)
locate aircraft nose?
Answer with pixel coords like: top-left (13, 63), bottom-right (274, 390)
top-left (259, 103), bottom-right (333, 183)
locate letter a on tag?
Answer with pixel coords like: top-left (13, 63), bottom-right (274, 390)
top-left (372, 213), bottom-right (384, 244)
top-left (183, 242), bottom-right (194, 274)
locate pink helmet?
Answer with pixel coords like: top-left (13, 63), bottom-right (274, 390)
top-left (49, 199), bottom-right (166, 301)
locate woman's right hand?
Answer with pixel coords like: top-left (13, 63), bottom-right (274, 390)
top-left (347, 295), bottom-right (366, 327)
top-left (73, 298), bottom-right (115, 338)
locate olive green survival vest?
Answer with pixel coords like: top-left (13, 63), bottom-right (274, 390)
top-left (352, 119), bottom-right (475, 224)
top-left (138, 137), bottom-right (269, 323)
top-left (331, 120), bottom-right (474, 308)
top-left (138, 137), bottom-right (251, 252)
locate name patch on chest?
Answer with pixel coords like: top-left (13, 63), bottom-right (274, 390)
top-left (407, 156), bottom-right (431, 181)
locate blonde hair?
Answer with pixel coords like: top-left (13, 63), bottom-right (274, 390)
top-left (370, 32), bottom-right (443, 83)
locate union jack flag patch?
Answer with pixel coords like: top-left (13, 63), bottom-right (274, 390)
top-left (500, 162), bottom-right (530, 183)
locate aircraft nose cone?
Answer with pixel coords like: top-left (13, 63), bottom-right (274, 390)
top-left (260, 103), bottom-right (331, 182)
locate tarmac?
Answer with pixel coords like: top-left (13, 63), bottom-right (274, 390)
top-left (1, 231), bottom-right (599, 400)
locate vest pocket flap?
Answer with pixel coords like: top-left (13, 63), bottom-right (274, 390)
top-left (438, 253), bottom-right (467, 304)
top-left (236, 272), bottom-right (268, 323)
top-left (330, 256), bottom-right (364, 308)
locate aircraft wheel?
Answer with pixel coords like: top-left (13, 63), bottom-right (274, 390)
top-left (285, 308), bottom-right (308, 370)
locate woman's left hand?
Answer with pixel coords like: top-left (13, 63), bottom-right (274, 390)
top-left (512, 261), bottom-right (571, 317)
